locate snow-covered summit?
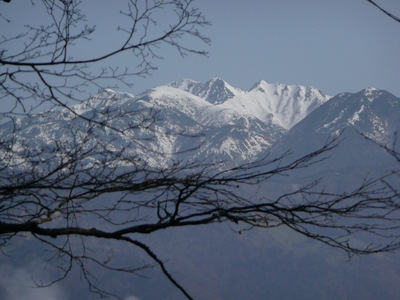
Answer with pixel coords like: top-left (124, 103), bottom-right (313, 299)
top-left (316, 88), bottom-right (400, 141)
top-left (169, 78), bottom-right (330, 130)
top-left (135, 85), bottom-right (284, 131)
top-left (220, 80), bottom-right (331, 129)
top-left (362, 87), bottom-right (384, 102)
top-left (135, 85), bottom-right (219, 124)
top-left (269, 88), bottom-right (400, 172)
top-left (168, 77), bottom-right (243, 105)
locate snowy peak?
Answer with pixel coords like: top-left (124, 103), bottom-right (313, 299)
top-left (134, 84), bottom-right (285, 132)
top-left (221, 80), bottom-right (330, 129)
top-left (249, 80), bottom-right (328, 101)
top-left (169, 77), bottom-right (243, 104)
top-left (364, 87), bottom-right (379, 100)
top-left (169, 78), bottom-right (330, 129)
top-left (359, 87), bottom-right (391, 103)
top-left (105, 86), bottom-right (285, 164)
top-left (291, 88), bottom-right (400, 145)
top-left (135, 85), bottom-right (216, 120)
top-left (249, 80), bottom-right (270, 92)
top-left (267, 87), bottom-right (400, 173)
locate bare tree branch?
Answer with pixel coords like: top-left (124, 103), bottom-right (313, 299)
top-left (1, 1), bottom-right (400, 299)
top-left (366, 0), bottom-right (400, 23)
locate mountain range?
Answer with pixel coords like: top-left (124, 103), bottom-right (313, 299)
top-left (169, 77), bottom-right (330, 129)
top-left (0, 78), bottom-right (335, 166)
top-left (4, 76), bottom-right (399, 171)
top-left (2, 78), bottom-right (400, 224)
top-left (1, 78), bottom-right (400, 300)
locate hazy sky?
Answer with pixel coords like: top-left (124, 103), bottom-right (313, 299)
top-left (146, 0), bottom-right (400, 97)
top-left (2, 0), bottom-right (400, 98)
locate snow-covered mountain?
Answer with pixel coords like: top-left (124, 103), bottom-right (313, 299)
top-left (131, 86), bottom-right (285, 164)
top-left (269, 87), bottom-right (400, 176)
top-left (221, 80), bottom-right (330, 129)
top-left (2, 79), bottom-right (397, 172)
top-left (2, 79), bottom-right (400, 300)
top-left (312, 87), bottom-right (399, 144)
top-left (170, 78), bottom-right (331, 129)
top-left (0, 84), bottom-right (286, 169)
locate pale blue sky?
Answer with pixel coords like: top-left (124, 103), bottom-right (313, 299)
top-left (2, 0), bottom-right (400, 98)
top-left (146, 0), bottom-right (400, 97)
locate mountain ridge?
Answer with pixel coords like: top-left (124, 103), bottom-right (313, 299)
top-left (169, 78), bottom-right (331, 129)
top-left (3, 78), bottom-right (398, 172)
top-left (268, 87), bottom-right (400, 177)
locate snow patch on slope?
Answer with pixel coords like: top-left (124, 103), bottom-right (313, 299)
top-left (70, 89), bottom-right (135, 116)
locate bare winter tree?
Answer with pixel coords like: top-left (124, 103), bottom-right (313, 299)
top-left (0, 0), bottom-right (210, 121)
top-left (1, 1), bottom-right (400, 299)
